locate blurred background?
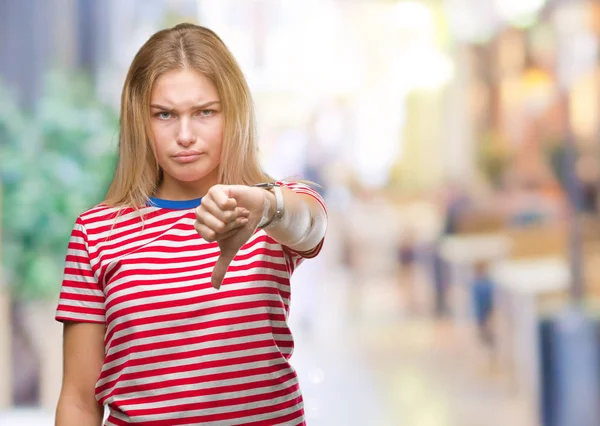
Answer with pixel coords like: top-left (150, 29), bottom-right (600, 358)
top-left (2, 0), bottom-right (600, 425)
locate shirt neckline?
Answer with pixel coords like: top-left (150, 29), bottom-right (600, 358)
top-left (147, 197), bottom-right (202, 210)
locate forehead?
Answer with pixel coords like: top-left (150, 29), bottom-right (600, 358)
top-left (151, 68), bottom-right (219, 104)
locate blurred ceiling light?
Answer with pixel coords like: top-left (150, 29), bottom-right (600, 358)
top-left (494, 0), bottom-right (547, 26)
top-left (392, 46), bottom-right (454, 92)
top-left (389, 1), bottom-right (433, 30)
top-left (444, 0), bottom-right (500, 43)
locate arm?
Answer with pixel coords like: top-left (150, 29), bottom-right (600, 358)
top-left (55, 321), bottom-right (105, 426)
top-left (262, 186), bottom-right (327, 253)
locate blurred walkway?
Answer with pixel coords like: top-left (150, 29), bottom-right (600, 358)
top-left (290, 272), bottom-right (534, 426)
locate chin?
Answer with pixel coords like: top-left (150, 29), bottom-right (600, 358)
top-left (165, 166), bottom-right (219, 184)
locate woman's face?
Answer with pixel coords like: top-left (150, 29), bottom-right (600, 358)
top-left (150, 68), bottom-right (223, 197)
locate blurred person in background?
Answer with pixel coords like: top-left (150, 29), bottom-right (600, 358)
top-left (430, 182), bottom-right (471, 318)
top-left (471, 260), bottom-right (495, 348)
top-left (54, 23), bottom-right (327, 426)
top-left (396, 228), bottom-right (420, 315)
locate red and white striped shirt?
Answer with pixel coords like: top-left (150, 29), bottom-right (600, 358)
top-left (55, 182), bottom-right (326, 426)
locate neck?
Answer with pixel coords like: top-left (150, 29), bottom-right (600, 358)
top-left (155, 172), bottom-right (219, 201)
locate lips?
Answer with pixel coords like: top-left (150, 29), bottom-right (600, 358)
top-left (173, 151), bottom-right (202, 163)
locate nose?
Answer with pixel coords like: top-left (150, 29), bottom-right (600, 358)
top-left (176, 117), bottom-right (196, 147)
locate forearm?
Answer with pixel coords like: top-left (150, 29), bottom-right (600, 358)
top-left (263, 187), bottom-right (326, 252)
top-left (56, 396), bottom-right (104, 426)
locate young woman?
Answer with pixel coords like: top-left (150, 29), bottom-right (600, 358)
top-left (55, 23), bottom-right (327, 426)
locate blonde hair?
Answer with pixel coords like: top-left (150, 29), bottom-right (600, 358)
top-left (105, 23), bottom-right (272, 208)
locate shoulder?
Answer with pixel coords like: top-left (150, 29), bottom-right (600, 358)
top-left (74, 203), bottom-right (149, 245)
top-left (76, 203), bottom-right (129, 229)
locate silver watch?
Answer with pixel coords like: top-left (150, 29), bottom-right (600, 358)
top-left (254, 182), bottom-right (284, 229)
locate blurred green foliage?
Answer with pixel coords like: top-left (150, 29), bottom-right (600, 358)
top-left (0, 72), bottom-right (118, 300)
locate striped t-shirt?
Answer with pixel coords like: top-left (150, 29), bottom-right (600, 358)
top-left (55, 182), bottom-right (326, 426)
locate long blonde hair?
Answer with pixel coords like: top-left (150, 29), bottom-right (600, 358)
top-left (105, 23), bottom-right (272, 208)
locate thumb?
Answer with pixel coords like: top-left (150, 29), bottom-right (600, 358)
top-left (212, 243), bottom-right (237, 290)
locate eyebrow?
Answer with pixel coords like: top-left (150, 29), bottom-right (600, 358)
top-left (150, 101), bottom-right (221, 111)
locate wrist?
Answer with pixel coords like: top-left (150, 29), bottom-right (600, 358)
top-left (260, 189), bottom-right (277, 228)
top-left (253, 183), bottom-right (284, 229)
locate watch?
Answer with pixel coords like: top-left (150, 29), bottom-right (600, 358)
top-left (253, 182), bottom-right (284, 229)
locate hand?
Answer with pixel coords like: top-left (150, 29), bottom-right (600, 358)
top-left (194, 184), bottom-right (271, 289)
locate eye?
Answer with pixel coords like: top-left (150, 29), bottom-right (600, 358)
top-left (155, 111), bottom-right (172, 120)
top-left (197, 109), bottom-right (215, 117)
